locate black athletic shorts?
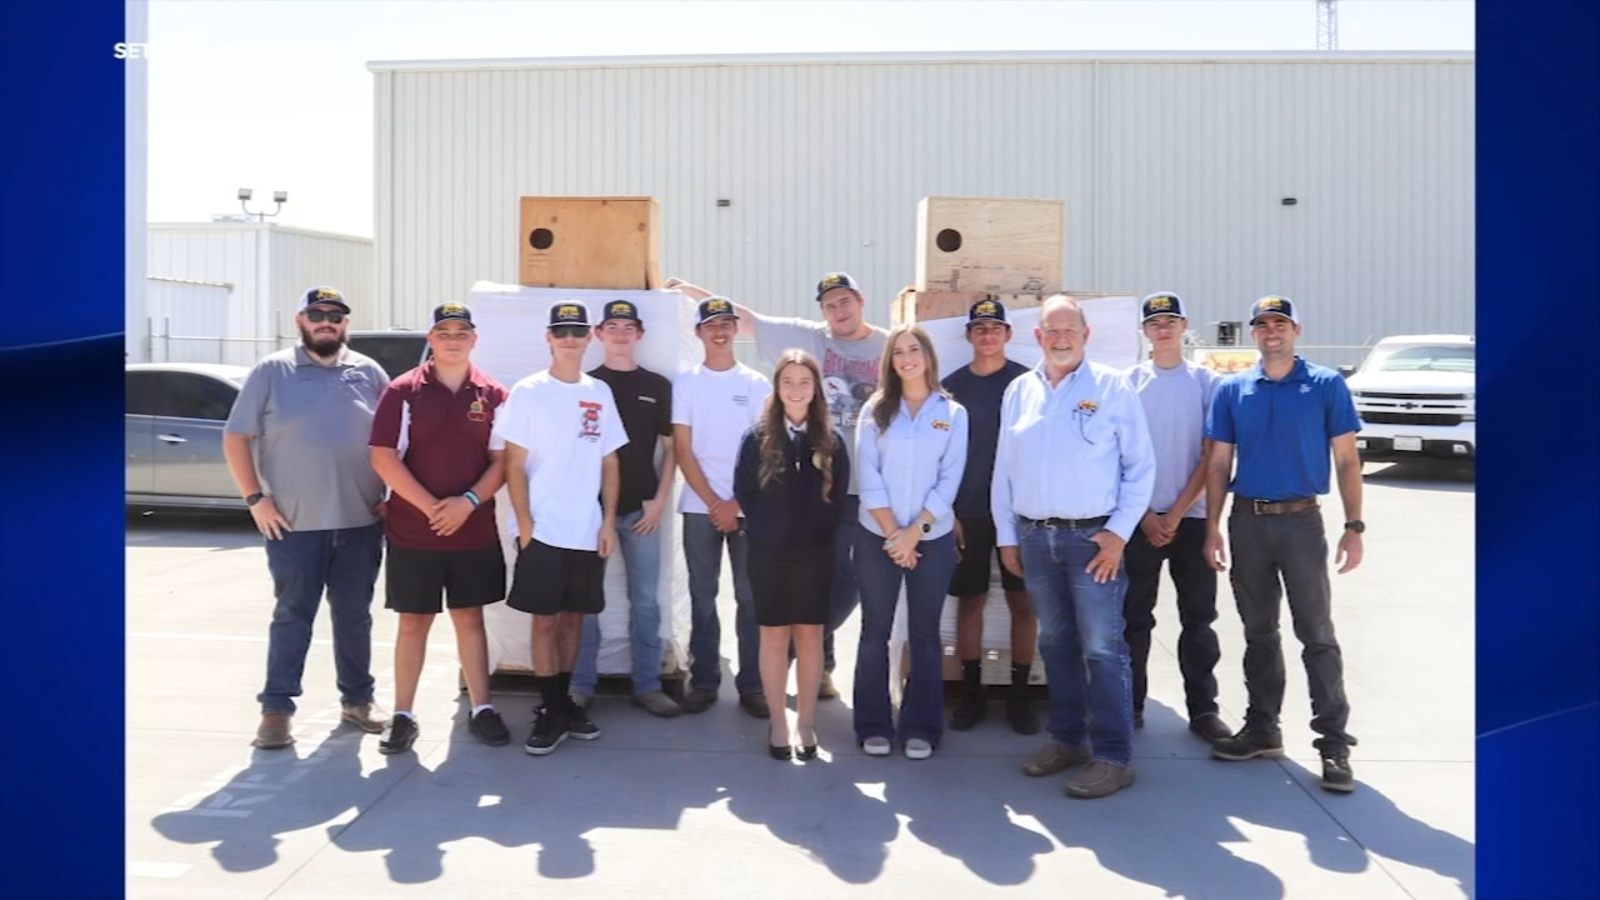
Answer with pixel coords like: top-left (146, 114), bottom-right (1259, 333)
top-left (385, 542), bottom-right (507, 614)
top-left (506, 538), bottom-right (607, 616)
top-left (948, 516), bottom-right (1027, 597)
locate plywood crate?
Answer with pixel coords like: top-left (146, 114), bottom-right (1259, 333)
top-left (518, 196), bottom-right (661, 290)
top-left (915, 196), bottom-right (1064, 295)
top-left (892, 289), bottom-right (1131, 326)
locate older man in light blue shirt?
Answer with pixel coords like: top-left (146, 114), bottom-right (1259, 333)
top-left (993, 295), bottom-right (1154, 799)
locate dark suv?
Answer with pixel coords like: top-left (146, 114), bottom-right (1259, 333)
top-left (347, 330), bottom-right (430, 379)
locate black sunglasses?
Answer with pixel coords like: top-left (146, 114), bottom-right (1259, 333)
top-left (304, 309), bottom-right (347, 324)
top-left (550, 325), bottom-right (590, 339)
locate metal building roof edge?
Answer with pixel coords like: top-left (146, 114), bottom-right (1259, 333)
top-left (147, 221), bottom-right (375, 243)
top-left (366, 49), bottom-right (1474, 73)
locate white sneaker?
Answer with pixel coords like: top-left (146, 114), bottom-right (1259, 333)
top-left (862, 736), bottom-right (892, 757)
top-left (905, 738), bottom-right (934, 760)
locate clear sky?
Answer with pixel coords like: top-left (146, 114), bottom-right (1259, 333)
top-left (146, 0), bottom-right (1474, 238)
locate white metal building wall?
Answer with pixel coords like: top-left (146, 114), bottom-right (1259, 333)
top-left (146, 223), bottom-right (376, 346)
top-left (371, 52), bottom-right (1474, 362)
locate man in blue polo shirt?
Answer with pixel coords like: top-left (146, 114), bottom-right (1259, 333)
top-left (1202, 295), bottom-right (1365, 793)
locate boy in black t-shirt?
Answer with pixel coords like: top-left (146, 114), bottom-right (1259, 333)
top-left (570, 300), bottom-right (683, 717)
top-left (941, 300), bottom-right (1039, 734)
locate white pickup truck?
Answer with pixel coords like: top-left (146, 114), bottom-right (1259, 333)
top-left (1344, 334), bottom-right (1475, 463)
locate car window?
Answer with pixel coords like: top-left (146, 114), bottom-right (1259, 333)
top-left (1363, 345), bottom-right (1475, 374)
top-left (127, 371), bottom-right (164, 416)
top-left (156, 372), bottom-right (239, 421)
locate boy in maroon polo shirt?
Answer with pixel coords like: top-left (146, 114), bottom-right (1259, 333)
top-left (369, 302), bottom-right (512, 752)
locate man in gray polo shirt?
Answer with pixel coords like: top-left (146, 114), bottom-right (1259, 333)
top-left (223, 286), bottom-right (393, 750)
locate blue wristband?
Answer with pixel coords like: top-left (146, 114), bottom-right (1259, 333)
top-left (463, 490), bottom-right (481, 508)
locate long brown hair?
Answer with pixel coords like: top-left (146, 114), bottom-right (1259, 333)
top-left (758, 349), bottom-right (838, 501)
top-left (869, 324), bottom-right (947, 433)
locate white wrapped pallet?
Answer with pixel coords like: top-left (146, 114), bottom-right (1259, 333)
top-left (887, 294), bottom-right (1143, 689)
top-left (462, 282), bottom-right (698, 685)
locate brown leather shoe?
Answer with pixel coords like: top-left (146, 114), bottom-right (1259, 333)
top-left (1021, 741), bottom-right (1092, 777)
top-left (253, 713), bottom-right (294, 749)
top-left (1065, 760), bottom-right (1136, 799)
top-left (341, 702), bottom-right (389, 734)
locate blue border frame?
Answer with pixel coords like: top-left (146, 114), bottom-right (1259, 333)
top-left (0, 1), bottom-right (127, 897)
top-left (1476, 0), bottom-right (1600, 897)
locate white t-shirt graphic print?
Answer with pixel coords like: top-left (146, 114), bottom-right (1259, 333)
top-left (672, 362), bottom-right (771, 515)
top-left (491, 370), bottom-right (628, 551)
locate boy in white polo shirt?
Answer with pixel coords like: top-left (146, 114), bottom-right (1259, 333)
top-left (494, 300), bottom-right (627, 756)
top-left (673, 296), bottom-right (773, 718)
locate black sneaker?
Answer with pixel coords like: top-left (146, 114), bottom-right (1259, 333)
top-left (1211, 726), bottom-right (1286, 761)
top-left (468, 708), bottom-right (511, 746)
top-left (1320, 751), bottom-right (1356, 793)
top-left (567, 706), bottom-right (601, 741)
top-left (524, 708), bottom-right (569, 756)
top-left (378, 715), bottom-right (419, 755)
top-left (949, 687), bottom-right (987, 731)
top-left (1005, 694), bottom-right (1039, 735)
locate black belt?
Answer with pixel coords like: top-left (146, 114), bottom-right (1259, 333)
top-left (1021, 515), bottom-right (1111, 530)
top-left (1235, 496), bottom-right (1319, 515)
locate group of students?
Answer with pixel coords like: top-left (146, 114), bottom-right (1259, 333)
top-left (222, 273), bottom-right (1366, 800)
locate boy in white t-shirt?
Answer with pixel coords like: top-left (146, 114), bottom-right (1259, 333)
top-left (494, 301), bottom-right (627, 756)
top-left (672, 297), bottom-right (773, 718)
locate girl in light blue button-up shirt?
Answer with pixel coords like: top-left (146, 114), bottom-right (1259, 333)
top-left (851, 325), bottom-right (969, 760)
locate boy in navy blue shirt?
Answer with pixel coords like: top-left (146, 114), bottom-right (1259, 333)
top-left (1202, 296), bottom-right (1365, 793)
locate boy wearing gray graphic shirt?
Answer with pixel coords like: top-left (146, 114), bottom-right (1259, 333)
top-left (1123, 292), bottom-right (1233, 745)
top-left (663, 273), bottom-right (887, 699)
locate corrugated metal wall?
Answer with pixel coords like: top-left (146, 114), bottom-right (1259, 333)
top-left (373, 54), bottom-right (1474, 364)
top-left (147, 223), bottom-right (376, 347)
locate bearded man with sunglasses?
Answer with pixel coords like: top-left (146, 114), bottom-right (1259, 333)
top-left (223, 286), bottom-right (393, 750)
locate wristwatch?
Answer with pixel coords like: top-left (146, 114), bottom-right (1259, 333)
top-left (1343, 520), bottom-right (1365, 534)
top-left (246, 492), bottom-right (266, 507)
top-left (920, 516), bottom-right (933, 535)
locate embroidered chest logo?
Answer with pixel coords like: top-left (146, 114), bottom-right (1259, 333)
top-left (1075, 399), bottom-right (1099, 415)
top-left (1299, 384), bottom-right (1312, 394)
top-left (732, 394), bottom-right (749, 407)
top-left (579, 400), bottom-right (603, 442)
top-left (468, 399), bottom-right (487, 422)
top-left (932, 419), bottom-right (952, 431)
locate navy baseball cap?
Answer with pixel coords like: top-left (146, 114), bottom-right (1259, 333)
top-left (547, 301), bottom-right (592, 329)
top-left (966, 298), bottom-right (1009, 328)
top-left (1140, 292), bottom-right (1186, 322)
top-left (299, 286), bottom-right (350, 314)
top-left (431, 301), bottom-right (473, 328)
top-left (600, 299), bottom-right (643, 326)
top-left (815, 272), bottom-right (861, 302)
top-left (695, 296), bottom-right (739, 326)
top-left (1249, 295), bottom-right (1298, 325)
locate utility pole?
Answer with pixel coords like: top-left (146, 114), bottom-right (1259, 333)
top-left (1317, 0), bottom-right (1339, 51)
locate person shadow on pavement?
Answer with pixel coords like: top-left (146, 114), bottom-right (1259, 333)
top-left (327, 693), bottom-right (730, 884)
top-left (150, 722), bottom-right (413, 874)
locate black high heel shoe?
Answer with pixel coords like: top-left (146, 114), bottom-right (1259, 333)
top-left (796, 726), bottom-right (818, 761)
top-left (768, 726), bottom-right (793, 761)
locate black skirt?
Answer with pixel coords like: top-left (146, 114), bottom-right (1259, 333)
top-left (749, 542), bottom-right (834, 627)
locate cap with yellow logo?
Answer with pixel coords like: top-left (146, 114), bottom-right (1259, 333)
top-left (547, 301), bottom-right (592, 329)
top-left (966, 299), bottom-right (1009, 329)
top-left (601, 299), bottom-right (642, 326)
top-left (1140, 292), bottom-right (1186, 323)
top-left (1249, 295), bottom-right (1298, 326)
top-left (695, 296), bottom-right (740, 326)
top-left (431, 301), bottom-right (474, 328)
top-left (299, 286), bottom-right (350, 314)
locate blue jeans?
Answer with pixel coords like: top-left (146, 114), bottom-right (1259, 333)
top-left (259, 522), bottom-right (384, 715)
top-left (572, 509), bottom-right (665, 696)
top-left (823, 494), bottom-right (862, 672)
top-left (682, 513), bottom-right (761, 696)
top-left (1019, 521), bottom-right (1135, 766)
top-left (852, 530), bottom-right (958, 747)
